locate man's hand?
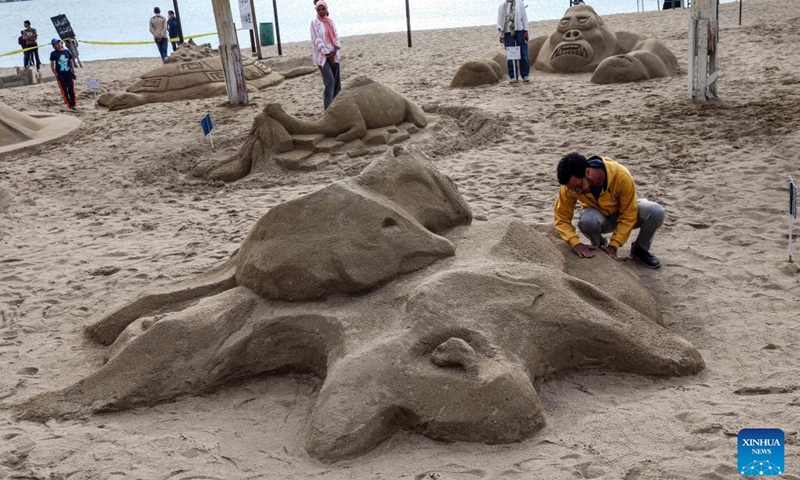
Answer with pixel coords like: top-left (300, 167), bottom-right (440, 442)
top-left (523, 31), bottom-right (529, 41)
top-left (572, 243), bottom-right (596, 258)
top-left (499, 36), bottom-right (504, 44)
top-left (600, 245), bottom-right (618, 260)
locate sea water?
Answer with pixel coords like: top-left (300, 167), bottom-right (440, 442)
top-left (0, 0), bottom-right (733, 68)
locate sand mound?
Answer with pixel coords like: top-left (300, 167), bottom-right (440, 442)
top-left (0, 103), bottom-right (81, 154)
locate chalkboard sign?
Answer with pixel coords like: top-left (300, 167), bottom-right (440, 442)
top-left (51, 14), bottom-right (76, 40)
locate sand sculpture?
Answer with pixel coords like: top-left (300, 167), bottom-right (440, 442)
top-left (531, 5), bottom-right (679, 83)
top-left (97, 43), bottom-right (283, 111)
top-left (12, 146), bottom-right (705, 462)
top-left (0, 103), bottom-right (81, 154)
top-left (450, 52), bottom-right (506, 88)
top-left (452, 5), bottom-right (678, 87)
top-left (193, 76), bottom-right (429, 182)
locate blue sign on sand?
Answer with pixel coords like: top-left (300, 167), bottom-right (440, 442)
top-left (201, 114), bottom-right (213, 136)
top-left (790, 178), bottom-right (797, 219)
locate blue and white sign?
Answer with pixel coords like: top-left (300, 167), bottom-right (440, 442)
top-left (790, 177), bottom-right (797, 219)
top-left (738, 428), bottom-right (784, 476)
top-left (200, 114), bottom-right (213, 137)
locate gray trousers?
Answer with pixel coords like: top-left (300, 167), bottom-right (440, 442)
top-left (577, 199), bottom-right (664, 251)
top-left (320, 59), bottom-right (341, 110)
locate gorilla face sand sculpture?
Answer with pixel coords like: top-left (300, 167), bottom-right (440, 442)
top-left (192, 76), bottom-right (429, 182)
top-left (12, 147), bottom-right (704, 462)
top-left (532, 5), bottom-right (679, 82)
top-left (542, 4), bottom-right (618, 73)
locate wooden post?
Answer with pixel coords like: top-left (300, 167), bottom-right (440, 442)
top-left (250, 0), bottom-right (263, 59)
top-left (688, 0), bottom-right (718, 101)
top-left (211, 0), bottom-right (249, 106)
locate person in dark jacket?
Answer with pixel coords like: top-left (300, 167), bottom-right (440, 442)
top-left (22, 20), bottom-right (41, 71)
top-left (167, 11), bottom-right (183, 51)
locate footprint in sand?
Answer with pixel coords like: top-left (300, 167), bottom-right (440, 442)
top-left (414, 465), bottom-right (487, 480)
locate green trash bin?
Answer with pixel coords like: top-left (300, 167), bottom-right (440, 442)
top-left (259, 22), bottom-right (275, 46)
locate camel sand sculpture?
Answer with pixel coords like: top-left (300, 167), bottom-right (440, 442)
top-left (0, 102), bottom-right (81, 154)
top-left (193, 76), bottom-right (429, 182)
top-left (12, 146), bottom-right (705, 462)
top-left (97, 43), bottom-right (284, 111)
top-left (452, 5), bottom-right (678, 87)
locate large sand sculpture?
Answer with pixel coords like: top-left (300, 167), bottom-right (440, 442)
top-left (452, 5), bottom-right (678, 87)
top-left (12, 146), bottom-right (705, 462)
top-left (0, 103), bottom-right (81, 154)
top-left (532, 5), bottom-right (679, 83)
top-left (193, 76), bottom-right (429, 182)
top-left (97, 43), bottom-right (284, 111)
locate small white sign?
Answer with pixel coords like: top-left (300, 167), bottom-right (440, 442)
top-left (86, 77), bottom-right (101, 90)
top-left (506, 46), bottom-right (521, 60)
top-left (239, 0), bottom-right (253, 30)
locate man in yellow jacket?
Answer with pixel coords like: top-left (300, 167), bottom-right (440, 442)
top-left (553, 152), bottom-right (664, 268)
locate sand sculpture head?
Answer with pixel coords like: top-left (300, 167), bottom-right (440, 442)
top-left (536, 5), bottom-right (618, 73)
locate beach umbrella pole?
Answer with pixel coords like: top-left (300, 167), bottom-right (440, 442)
top-left (272, 0), bottom-right (283, 55)
top-left (250, 0), bottom-right (263, 59)
top-left (173, 0), bottom-right (185, 44)
top-left (405, 0), bottom-right (412, 48)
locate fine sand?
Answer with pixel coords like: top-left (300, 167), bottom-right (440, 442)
top-left (1, 1), bottom-right (799, 478)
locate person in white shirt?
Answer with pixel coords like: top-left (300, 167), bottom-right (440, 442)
top-left (310, 0), bottom-right (341, 109)
top-left (497, 0), bottom-right (530, 83)
top-left (150, 7), bottom-right (169, 62)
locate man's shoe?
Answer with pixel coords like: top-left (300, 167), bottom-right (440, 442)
top-left (509, 78), bottom-right (518, 84)
top-left (631, 242), bottom-right (661, 269)
top-left (522, 76), bottom-right (530, 82)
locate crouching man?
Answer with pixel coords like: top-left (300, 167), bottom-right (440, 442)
top-left (553, 152), bottom-right (664, 268)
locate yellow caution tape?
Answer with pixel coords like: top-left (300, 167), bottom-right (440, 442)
top-left (0, 45), bottom-right (41, 57)
top-left (0, 29), bottom-right (243, 58)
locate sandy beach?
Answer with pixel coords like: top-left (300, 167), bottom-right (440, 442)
top-left (1, 1), bottom-right (799, 478)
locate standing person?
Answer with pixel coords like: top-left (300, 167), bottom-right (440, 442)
top-left (553, 152), bottom-right (665, 268)
top-left (167, 11), bottom-right (183, 51)
top-left (22, 21), bottom-right (41, 71)
top-left (150, 7), bottom-right (169, 62)
top-left (49, 39), bottom-right (77, 110)
top-left (497, 0), bottom-right (530, 83)
top-left (310, 0), bottom-right (341, 110)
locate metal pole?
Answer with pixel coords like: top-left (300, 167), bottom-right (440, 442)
top-left (272, 0), bottom-right (282, 55)
top-left (172, 0), bottom-right (184, 44)
top-left (405, 0), bottom-right (412, 47)
top-left (250, 0), bottom-right (262, 58)
top-left (738, 0), bottom-right (742, 25)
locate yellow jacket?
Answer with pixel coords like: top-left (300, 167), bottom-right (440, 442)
top-left (553, 157), bottom-right (638, 249)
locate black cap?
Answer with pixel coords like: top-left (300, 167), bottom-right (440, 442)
top-left (154, 7), bottom-right (161, 14)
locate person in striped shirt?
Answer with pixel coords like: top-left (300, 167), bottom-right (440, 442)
top-left (310, 0), bottom-right (341, 109)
